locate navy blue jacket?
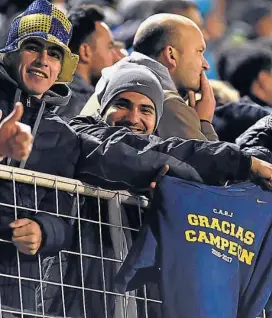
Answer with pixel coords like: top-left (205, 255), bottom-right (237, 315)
top-left (213, 96), bottom-right (272, 143)
top-left (56, 72), bottom-right (95, 121)
top-left (116, 177), bottom-right (272, 318)
top-left (0, 63), bottom-right (80, 313)
top-left (71, 115), bottom-right (252, 191)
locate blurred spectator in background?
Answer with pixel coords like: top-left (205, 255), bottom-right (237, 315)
top-left (0, 0), bottom-right (80, 314)
top-left (0, 0), bottom-right (33, 47)
top-left (227, 46), bottom-right (272, 107)
top-left (213, 44), bottom-right (272, 142)
top-left (241, 3), bottom-right (272, 40)
top-left (56, 5), bottom-right (115, 121)
top-left (153, 0), bottom-right (205, 34)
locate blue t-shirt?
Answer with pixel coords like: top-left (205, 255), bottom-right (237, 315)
top-left (116, 177), bottom-right (272, 318)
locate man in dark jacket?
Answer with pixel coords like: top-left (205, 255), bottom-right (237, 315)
top-left (56, 5), bottom-right (115, 121)
top-left (213, 44), bottom-right (272, 142)
top-left (0, 0), bottom-right (80, 315)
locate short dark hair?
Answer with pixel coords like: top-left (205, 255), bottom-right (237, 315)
top-left (133, 23), bottom-right (176, 59)
top-left (153, 0), bottom-right (198, 15)
top-left (226, 46), bottom-right (272, 96)
top-left (68, 5), bottom-right (105, 53)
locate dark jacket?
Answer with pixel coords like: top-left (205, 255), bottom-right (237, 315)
top-left (56, 72), bottom-right (95, 121)
top-left (70, 115), bottom-right (252, 191)
top-left (236, 115), bottom-right (272, 163)
top-left (213, 95), bottom-right (272, 143)
top-left (0, 62), bottom-right (80, 314)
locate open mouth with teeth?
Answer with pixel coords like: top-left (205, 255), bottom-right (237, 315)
top-left (128, 127), bottom-right (144, 133)
top-left (27, 70), bottom-right (48, 78)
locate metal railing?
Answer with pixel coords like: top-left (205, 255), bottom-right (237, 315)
top-left (0, 164), bottom-right (161, 318)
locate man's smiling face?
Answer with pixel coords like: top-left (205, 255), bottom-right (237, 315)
top-left (6, 38), bottom-right (63, 98)
top-left (103, 91), bottom-right (156, 134)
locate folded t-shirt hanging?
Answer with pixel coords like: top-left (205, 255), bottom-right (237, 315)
top-left (115, 177), bottom-right (272, 318)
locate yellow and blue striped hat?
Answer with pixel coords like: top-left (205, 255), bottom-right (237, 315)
top-left (0, 0), bottom-right (79, 83)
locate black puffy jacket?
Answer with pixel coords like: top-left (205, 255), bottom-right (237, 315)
top-left (236, 115), bottom-right (272, 163)
top-left (71, 115), bottom-right (252, 190)
top-left (213, 96), bottom-right (272, 143)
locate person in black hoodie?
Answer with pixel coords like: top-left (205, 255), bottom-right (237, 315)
top-left (0, 0), bottom-right (80, 315)
top-left (56, 5), bottom-right (115, 121)
top-left (213, 44), bottom-right (272, 142)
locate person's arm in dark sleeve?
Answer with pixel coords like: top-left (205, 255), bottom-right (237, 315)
top-left (236, 115), bottom-right (272, 163)
top-left (71, 116), bottom-right (251, 191)
top-left (30, 190), bottom-right (75, 256)
top-left (29, 124), bottom-right (80, 256)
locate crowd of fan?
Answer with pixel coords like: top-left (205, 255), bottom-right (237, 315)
top-left (0, 0), bottom-right (271, 317)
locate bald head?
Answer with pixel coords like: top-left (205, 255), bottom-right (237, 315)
top-left (133, 13), bottom-right (200, 58)
top-left (134, 13), bottom-right (209, 94)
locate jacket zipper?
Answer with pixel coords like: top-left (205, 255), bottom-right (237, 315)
top-left (26, 97), bottom-right (31, 107)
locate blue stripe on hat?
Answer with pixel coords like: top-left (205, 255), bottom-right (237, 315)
top-left (22, 0), bottom-right (52, 17)
top-left (49, 17), bottom-right (70, 46)
top-left (6, 17), bottom-right (20, 46)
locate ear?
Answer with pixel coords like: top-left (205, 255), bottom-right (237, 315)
top-left (79, 43), bottom-right (92, 63)
top-left (256, 70), bottom-right (269, 89)
top-left (160, 45), bottom-right (177, 70)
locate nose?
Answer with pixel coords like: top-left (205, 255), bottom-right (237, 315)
top-left (203, 56), bottom-right (210, 71)
top-left (124, 108), bottom-right (141, 124)
top-left (35, 50), bottom-right (49, 67)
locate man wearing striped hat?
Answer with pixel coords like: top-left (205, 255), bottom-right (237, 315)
top-left (0, 0), bottom-right (80, 315)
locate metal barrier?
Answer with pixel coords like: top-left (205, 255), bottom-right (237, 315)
top-left (0, 164), bottom-right (162, 318)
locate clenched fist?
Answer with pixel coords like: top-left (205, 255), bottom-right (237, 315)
top-left (0, 102), bottom-right (33, 161)
top-left (10, 218), bottom-right (42, 255)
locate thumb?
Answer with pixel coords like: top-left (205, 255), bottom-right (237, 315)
top-left (9, 218), bottom-right (31, 228)
top-left (0, 110), bottom-right (2, 121)
top-left (4, 102), bottom-right (24, 124)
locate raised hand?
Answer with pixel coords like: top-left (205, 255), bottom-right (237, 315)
top-left (188, 72), bottom-right (216, 123)
top-left (0, 102), bottom-right (33, 161)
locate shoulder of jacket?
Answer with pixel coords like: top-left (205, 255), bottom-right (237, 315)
top-left (44, 112), bottom-right (79, 138)
top-left (163, 90), bottom-right (198, 115)
top-left (163, 90), bottom-right (188, 105)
